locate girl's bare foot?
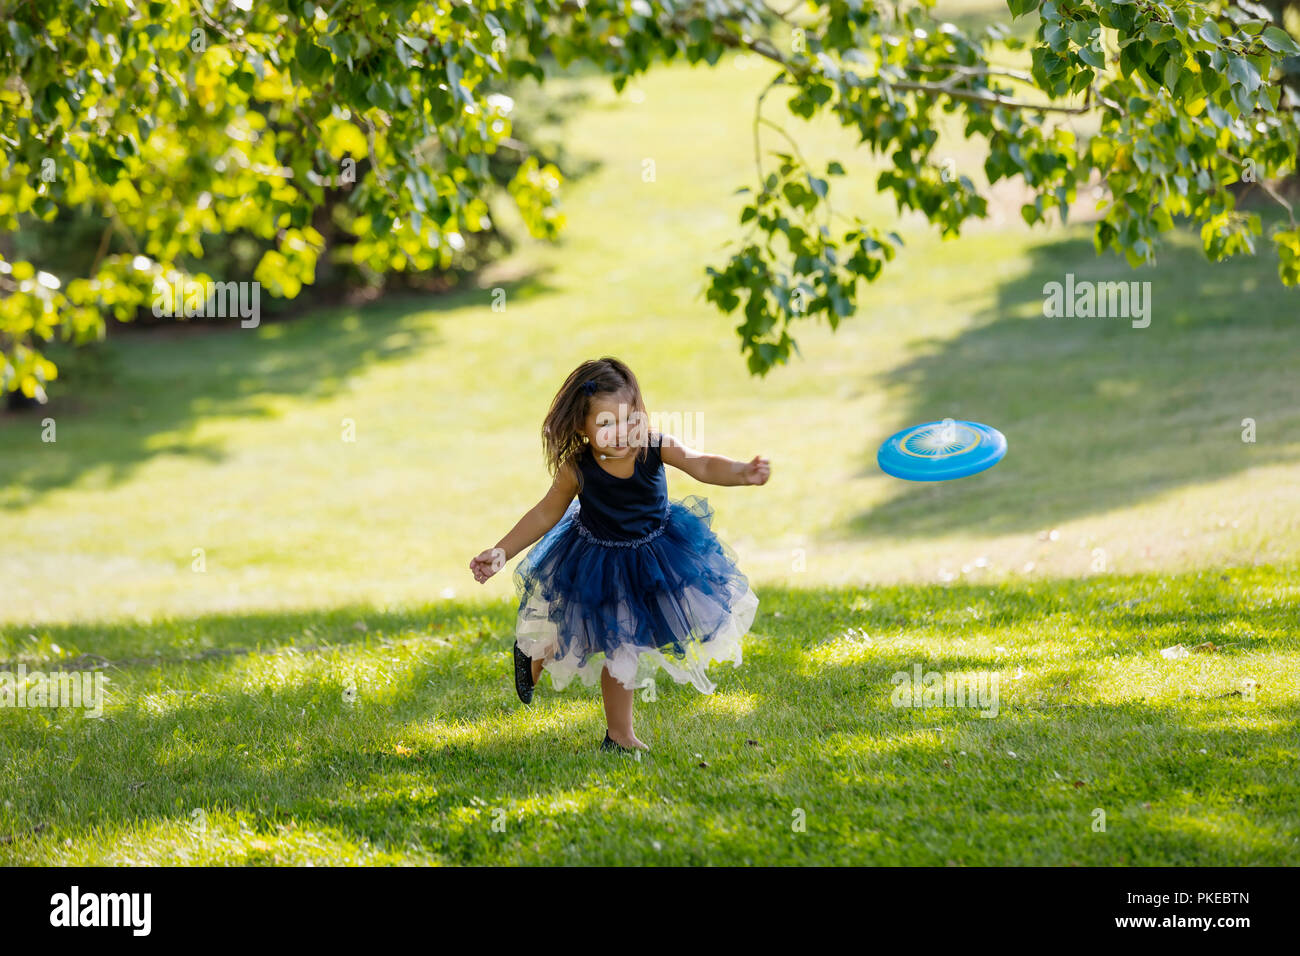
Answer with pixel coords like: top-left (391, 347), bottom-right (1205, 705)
top-left (531, 657), bottom-right (545, 684)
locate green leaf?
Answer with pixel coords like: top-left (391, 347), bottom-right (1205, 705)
top-left (1162, 53), bottom-right (1182, 92)
top-left (1227, 55), bottom-right (1261, 93)
top-left (6, 21), bottom-right (34, 59)
top-left (1261, 26), bottom-right (1300, 56)
top-left (1006, 0), bottom-right (1038, 20)
top-left (1078, 44), bottom-right (1106, 70)
top-left (399, 34), bottom-right (428, 54)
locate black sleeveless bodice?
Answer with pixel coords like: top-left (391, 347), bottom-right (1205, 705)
top-left (574, 443), bottom-right (669, 542)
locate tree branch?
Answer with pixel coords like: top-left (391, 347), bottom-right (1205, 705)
top-left (886, 79), bottom-right (1098, 114)
top-left (670, 13), bottom-right (1110, 115)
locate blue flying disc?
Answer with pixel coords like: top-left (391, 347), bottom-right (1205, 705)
top-left (876, 419), bottom-right (1007, 481)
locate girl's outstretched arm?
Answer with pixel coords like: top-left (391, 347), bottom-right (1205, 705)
top-left (658, 433), bottom-right (770, 487)
top-left (469, 464), bottom-right (578, 583)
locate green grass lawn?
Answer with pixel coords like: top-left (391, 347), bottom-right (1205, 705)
top-left (1, 9), bottom-right (1298, 863)
top-left (1, 568), bottom-right (1295, 865)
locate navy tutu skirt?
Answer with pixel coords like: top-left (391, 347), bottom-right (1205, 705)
top-left (514, 495), bottom-right (758, 694)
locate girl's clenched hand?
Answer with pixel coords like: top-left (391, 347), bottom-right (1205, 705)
top-left (744, 455), bottom-right (771, 486)
top-left (469, 547), bottom-right (506, 583)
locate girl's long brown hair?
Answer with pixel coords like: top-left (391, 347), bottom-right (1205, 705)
top-left (542, 357), bottom-right (649, 480)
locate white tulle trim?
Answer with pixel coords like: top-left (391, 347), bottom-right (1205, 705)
top-left (516, 582), bottom-right (758, 694)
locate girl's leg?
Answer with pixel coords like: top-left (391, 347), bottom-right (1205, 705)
top-left (600, 665), bottom-right (648, 750)
top-left (530, 642), bottom-right (555, 684)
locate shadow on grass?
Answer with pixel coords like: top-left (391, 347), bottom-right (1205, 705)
top-left (1, 572), bottom-right (1296, 864)
top-left (7, 572), bottom-right (1286, 667)
top-left (2, 600), bottom-right (514, 665)
top-left (0, 271), bottom-right (557, 510)
top-left (847, 231), bottom-right (1300, 538)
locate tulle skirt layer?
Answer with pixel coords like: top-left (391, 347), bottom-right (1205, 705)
top-left (514, 496), bottom-right (757, 694)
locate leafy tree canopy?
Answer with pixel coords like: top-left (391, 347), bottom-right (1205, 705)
top-left (2, 0), bottom-right (1298, 398)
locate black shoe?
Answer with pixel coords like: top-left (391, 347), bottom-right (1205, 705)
top-left (600, 731), bottom-right (635, 753)
top-left (512, 641), bottom-right (534, 705)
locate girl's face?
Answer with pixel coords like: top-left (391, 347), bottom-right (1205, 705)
top-left (583, 390), bottom-right (645, 459)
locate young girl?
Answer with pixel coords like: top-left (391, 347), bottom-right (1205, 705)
top-left (469, 357), bottom-right (769, 752)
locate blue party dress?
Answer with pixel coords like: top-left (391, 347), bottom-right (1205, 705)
top-left (513, 440), bottom-right (757, 694)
